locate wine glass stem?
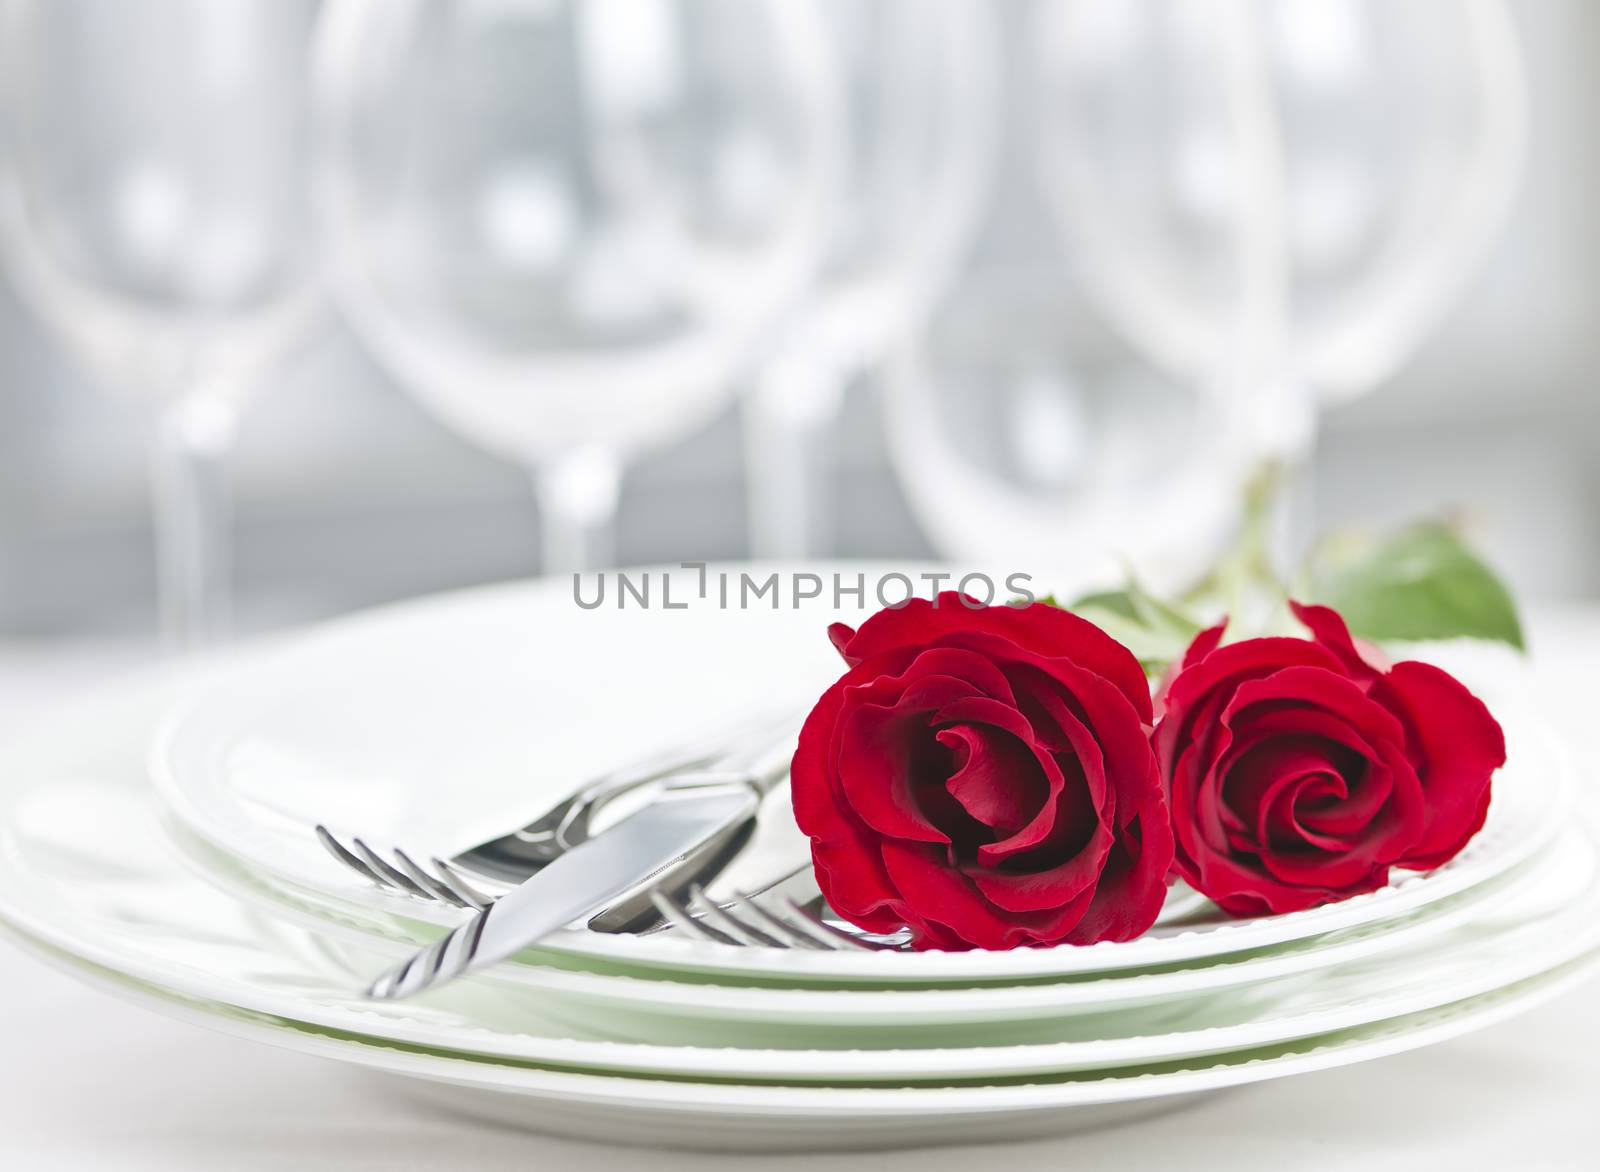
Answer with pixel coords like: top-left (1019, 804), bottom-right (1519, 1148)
top-left (151, 395), bottom-right (237, 652)
top-left (1282, 410), bottom-right (1318, 574)
top-left (743, 348), bottom-right (846, 559)
top-left (533, 447), bottom-right (621, 574)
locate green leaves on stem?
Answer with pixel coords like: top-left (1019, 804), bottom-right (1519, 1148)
top-left (1066, 581), bottom-right (1204, 673)
top-left (1306, 522), bottom-right (1525, 651)
top-left (1042, 518), bottom-right (1524, 676)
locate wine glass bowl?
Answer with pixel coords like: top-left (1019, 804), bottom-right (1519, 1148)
top-left (1032, 0), bottom-right (1527, 406)
top-left (1267, 0), bottom-right (1527, 401)
top-left (314, 0), bottom-right (840, 569)
top-left (787, 0), bottom-right (998, 371)
top-left (0, 0), bottom-right (322, 646)
top-left (742, 0), bottom-right (1000, 558)
top-left (0, 0), bottom-right (319, 413)
top-left (882, 1), bottom-right (1281, 590)
top-left (884, 267), bottom-right (1257, 591)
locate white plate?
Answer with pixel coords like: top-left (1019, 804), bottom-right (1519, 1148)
top-left (152, 570), bottom-right (1568, 983)
top-left (174, 815), bottom-right (1555, 1045)
top-left (9, 928), bottom-right (1598, 1153)
top-left (7, 673), bottom-right (1599, 1084)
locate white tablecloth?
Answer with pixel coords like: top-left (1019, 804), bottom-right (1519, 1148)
top-left (2, 612), bottom-right (1599, 1170)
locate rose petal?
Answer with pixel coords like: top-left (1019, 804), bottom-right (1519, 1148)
top-left (1278, 774), bottom-right (1356, 851)
top-left (839, 656), bottom-right (971, 714)
top-left (1184, 620), bottom-right (1229, 666)
top-left (930, 694), bottom-right (1070, 861)
top-left (902, 646), bottom-right (1020, 705)
top-left (967, 826), bottom-right (1113, 914)
top-left (975, 646), bottom-right (1155, 826)
top-left (807, 841), bottom-right (908, 933)
top-left (1348, 739), bottom-right (1426, 863)
top-left (1219, 740), bottom-right (1345, 849)
top-left (1290, 601), bottom-right (1388, 683)
top-left (1216, 709), bottom-right (1384, 778)
top-left (1063, 795), bottom-right (1173, 944)
top-left (1154, 619), bottom-right (1228, 718)
top-left (1380, 660), bottom-right (1506, 869)
top-left (837, 702), bottom-right (969, 845)
top-left (1211, 708), bottom-right (1403, 847)
top-left (1222, 666), bottom-right (1407, 759)
top-left (989, 661), bottom-right (1111, 818)
top-left (1255, 839), bottom-right (1391, 893)
top-left (834, 594), bottom-right (1153, 722)
top-left (791, 674), bottom-right (906, 929)
top-left (882, 839), bottom-right (1097, 949)
top-left (938, 723), bottom-right (1049, 837)
top-left (1163, 684), bottom-right (1237, 863)
top-left (1218, 667), bottom-right (1428, 875)
top-left (1161, 637), bottom-right (1347, 733)
top-left (967, 769), bottom-right (1112, 914)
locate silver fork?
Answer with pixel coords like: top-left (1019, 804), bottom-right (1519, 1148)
top-left (317, 715), bottom-right (800, 926)
top-left (647, 871), bottom-right (908, 952)
top-left (315, 714), bottom-right (794, 910)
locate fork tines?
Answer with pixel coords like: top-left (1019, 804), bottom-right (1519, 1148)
top-left (315, 824), bottom-right (493, 910)
top-left (649, 885), bottom-right (891, 951)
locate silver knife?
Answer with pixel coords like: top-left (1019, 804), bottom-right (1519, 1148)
top-left (364, 781), bottom-right (761, 1000)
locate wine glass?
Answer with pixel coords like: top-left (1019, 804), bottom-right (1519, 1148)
top-left (884, 267), bottom-right (1263, 593)
top-left (313, 0), bottom-right (841, 572)
top-left (882, 2), bottom-right (1270, 592)
top-left (742, 0), bottom-right (1000, 558)
top-left (0, 0), bottom-right (322, 648)
top-left (1028, 0), bottom-right (1527, 574)
top-left (1033, 0), bottom-right (1527, 410)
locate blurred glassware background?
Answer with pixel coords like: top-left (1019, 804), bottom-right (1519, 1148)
top-left (892, 0), bottom-right (1526, 589)
top-left (887, 2), bottom-right (1279, 591)
top-left (0, 0), bottom-right (1589, 643)
top-left (0, 0), bottom-right (321, 647)
top-left (742, 0), bottom-right (998, 561)
top-left (316, 0), bottom-right (839, 574)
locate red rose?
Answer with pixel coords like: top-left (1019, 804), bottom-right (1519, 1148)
top-left (790, 594), bottom-right (1173, 950)
top-left (1154, 601), bottom-right (1507, 916)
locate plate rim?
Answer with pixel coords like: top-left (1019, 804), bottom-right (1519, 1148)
top-left (12, 826), bottom-right (1596, 1081)
top-left (168, 807), bottom-right (1569, 1023)
top-left (8, 921), bottom-right (1597, 1117)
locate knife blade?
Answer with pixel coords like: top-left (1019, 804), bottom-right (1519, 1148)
top-left (365, 782), bottom-right (761, 1000)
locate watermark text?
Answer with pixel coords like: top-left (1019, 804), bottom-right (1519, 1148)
top-left (572, 565), bottom-right (1035, 610)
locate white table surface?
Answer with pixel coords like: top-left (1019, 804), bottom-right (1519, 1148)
top-left (2, 610), bottom-right (1599, 1170)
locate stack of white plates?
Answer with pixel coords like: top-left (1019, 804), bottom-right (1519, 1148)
top-left (1, 569), bottom-right (1595, 1151)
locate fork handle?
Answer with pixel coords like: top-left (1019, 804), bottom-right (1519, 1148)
top-left (563, 713), bottom-right (800, 841)
top-left (674, 714), bottom-right (800, 796)
top-left (546, 740), bottom-right (728, 845)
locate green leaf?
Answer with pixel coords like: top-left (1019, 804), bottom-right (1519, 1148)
top-left (1307, 522), bottom-right (1524, 651)
top-left (1069, 590), bottom-right (1139, 621)
top-left (1065, 581), bottom-right (1205, 672)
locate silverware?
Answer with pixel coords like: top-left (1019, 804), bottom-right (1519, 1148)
top-left (316, 714), bottom-right (794, 909)
top-left (366, 780), bottom-right (766, 1000)
top-left (647, 870), bottom-right (905, 952)
top-left (674, 762), bottom-right (803, 888)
